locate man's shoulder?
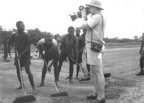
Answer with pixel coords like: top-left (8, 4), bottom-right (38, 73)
top-left (73, 35), bottom-right (78, 41)
top-left (10, 32), bottom-right (18, 38)
top-left (23, 32), bottom-right (29, 37)
top-left (12, 32), bottom-right (18, 35)
top-left (11, 32), bottom-right (27, 36)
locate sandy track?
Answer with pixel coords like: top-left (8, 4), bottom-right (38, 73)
top-left (0, 47), bottom-right (144, 103)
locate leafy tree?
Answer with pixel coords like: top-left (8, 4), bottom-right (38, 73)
top-left (27, 28), bottom-right (42, 45)
top-left (0, 26), bottom-right (12, 46)
top-left (27, 28), bottom-right (53, 45)
top-left (40, 31), bottom-right (52, 38)
top-left (0, 26), bottom-right (3, 45)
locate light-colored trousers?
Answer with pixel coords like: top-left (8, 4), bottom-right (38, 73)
top-left (90, 59), bottom-right (105, 99)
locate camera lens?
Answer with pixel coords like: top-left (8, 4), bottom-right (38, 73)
top-left (79, 6), bottom-right (84, 11)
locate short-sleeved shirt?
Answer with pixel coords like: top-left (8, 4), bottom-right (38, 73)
top-left (86, 14), bottom-right (104, 44)
top-left (85, 13), bottom-right (104, 65)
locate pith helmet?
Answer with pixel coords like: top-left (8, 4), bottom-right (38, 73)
top-left (86, 0), bottom-right (104, 10)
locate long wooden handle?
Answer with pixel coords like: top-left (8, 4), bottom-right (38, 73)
top-left (43, 59), bottom-right (59, 92)
top-left (15, 49), bottom-right (26, 95)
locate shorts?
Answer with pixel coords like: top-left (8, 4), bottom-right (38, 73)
top-left (86, 42), bottom-right (104, 65)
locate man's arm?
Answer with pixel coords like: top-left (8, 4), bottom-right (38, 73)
top-left (76, 14), bottom-right (101, 31)
top-left (25, 33), bottom-right (31, 46)
top-left (60, 35), bottom-right (66, 50)
top-left (73, 36), bottom-right (79, 62)
top-left (39, 47), bottom-right (44, 59)
top-left (140, 40), bottom-right (144, 54)
top-left (8, 34), bottom-right (15, 48)
top-left (37, 38), bottom-right (45, 58)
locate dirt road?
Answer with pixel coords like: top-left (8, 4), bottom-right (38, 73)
top-left (0, 47), bottom-right (144, 103)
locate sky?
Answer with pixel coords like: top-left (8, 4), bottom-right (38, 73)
top-left (0, 0), bottom-right (144, 39)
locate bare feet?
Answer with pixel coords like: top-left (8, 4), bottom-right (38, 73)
top-left (16, 86), bottom-right (22, 90)
top-left (32, 87), bottom-right (37, 95)
top-left (65, 76), bottom-right (70, 79)
top-left (76, 75), bottom-right (79, 80)
top-left (69, 79), bottom-right (73, 84)
top-left (55, 81), bottom-right (60, 88)
top-left (37, 83), bottom-right (45, 87)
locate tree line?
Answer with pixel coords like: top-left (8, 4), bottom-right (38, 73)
top-left (0, 26), bottom-right (141, 47)
top-left (0, 26), bottom-right (61, 47)
top-left (104, 37), bottom-right (141, 43)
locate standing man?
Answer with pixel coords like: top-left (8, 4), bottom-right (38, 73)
top-left (1, 31), bottom-right (11, 62)
top-left (76, 28), bottom-right (81, 37)
top-left (79, 29), bottom-right (91, 81)
top-left (8, 21), bottom-right (36, 93)
top-left (3, 38), bottom-right (10, 62)
top-left (76, 0), bottom-right (106, 102)
top-left (82, 29), bottom-right (91, 77)
top-left (58, 26), bottom-right (78, 83)
top-left (137, 33), bottom-right (144, 75)
top-left (75, 28), bottom-right (82, 78)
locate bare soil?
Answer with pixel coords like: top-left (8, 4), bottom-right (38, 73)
top-left (0, 47), bottom-right (144, 103)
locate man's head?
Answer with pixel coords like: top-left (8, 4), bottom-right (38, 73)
top-left (76, 28), bottom-right (81, 36)
top-left (45, 35), bottom-right (53, 47)
top-left (86, 0), bottom-right (103, 15)
top-left (16, 21), bottom-right (25, 33)
top-left (68, 26), bottom-right (75, 36)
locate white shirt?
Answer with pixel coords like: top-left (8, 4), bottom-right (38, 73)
top-left (86, 14), bottom-right (104, 44)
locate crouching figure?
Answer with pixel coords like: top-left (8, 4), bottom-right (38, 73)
top-left (37, 35), bottom-right (59, 87)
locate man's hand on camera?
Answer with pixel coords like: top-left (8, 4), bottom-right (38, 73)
top-left (77, 12), bottom-right (82, 18)
top-left (69, 13), bottom-right (78, 21)
top-left (81, 9), bottom-right (87, 20)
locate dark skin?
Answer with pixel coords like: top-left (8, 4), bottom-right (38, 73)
top-left (75, 29), bottom-right (91, 78)
top-left (82, 29), bottom-right (90, 75)
top-left (8, 21), bottom-right (35, 91)
top-left (58, 27), bottom-right (78, 83)
top-left (2, 32), bottom-right (11, 62)
top-left (37, 37), bottom-right (59, 87)
top-left (75, 28), bottom-right (85, 78)
top-left (76, 28), bottom-right (81, 37)
top-left (137, 33), bottom-right (144, 75)
top-left (3, 39), bottom-right (9, 61)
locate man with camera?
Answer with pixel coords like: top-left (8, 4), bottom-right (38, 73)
top-left (58, 26), bottom-right (78, 83)
top-left (75, 0), bottom-right (106, 103)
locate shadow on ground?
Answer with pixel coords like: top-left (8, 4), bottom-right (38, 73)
top-left (105, 76), bottom-right (137, 100)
